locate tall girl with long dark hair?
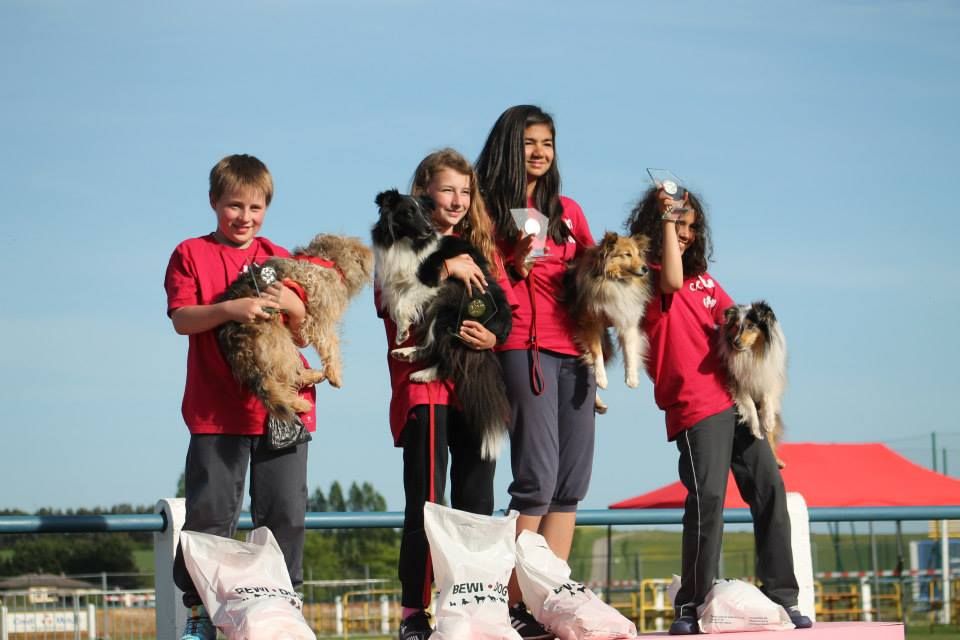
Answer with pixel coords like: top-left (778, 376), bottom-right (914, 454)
top-left (476, 105), bottom-right (596, 639)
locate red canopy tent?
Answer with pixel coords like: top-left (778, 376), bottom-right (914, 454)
top-left (610, 443), bottom-right (960, 509)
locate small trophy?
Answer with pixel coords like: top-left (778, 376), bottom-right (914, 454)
top-left (646, 168), bottom-right (690, 216)
top-left (509, 207), bottom-right (550, 259)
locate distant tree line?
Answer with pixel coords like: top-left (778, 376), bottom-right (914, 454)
top-left (303, 481), bottom-right (400, 582)
top-left (0, 480), bottom-right (399, 588)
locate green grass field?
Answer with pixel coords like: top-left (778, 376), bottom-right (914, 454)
top-left (133, 548), bottom-right (153, 573)
top-left (568, 526), bottom-right (932, 584)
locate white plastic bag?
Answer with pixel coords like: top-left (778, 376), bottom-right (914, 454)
top-left (515, 530), bottom-right (637, 639)
top-left (697, 579), bottom-right (794, 633)
top-left (423, 502), bottom-right (521, 640)
top-left (180, 527), bottom-right (314, 640)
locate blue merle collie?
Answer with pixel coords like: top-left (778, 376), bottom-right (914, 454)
top-left (717, 300), bottom-right (788, 467)
top-left (371, 189), bottom-right (512, 459)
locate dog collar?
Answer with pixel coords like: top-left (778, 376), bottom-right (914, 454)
top-left (292, 254), bottom-right (346, 282)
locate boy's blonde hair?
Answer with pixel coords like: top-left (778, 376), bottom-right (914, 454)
top-left (410, 148), bottom-right (501, 278)
top-left (209, 154), bottom-right (274, 205)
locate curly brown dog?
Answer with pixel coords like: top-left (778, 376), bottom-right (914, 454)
top-left (218, 234), bottom-right (373, 422)
top-left (567, 232), bottom-right (653, 405)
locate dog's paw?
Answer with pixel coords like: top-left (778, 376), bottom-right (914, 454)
top-left (626, 371), bottom-right (639, 388)
top-left (410, 366), bottom-right (439, 383)
top-left (395, 327), bottom-right (410, 344)
top-left (302, 369), bottom-right (327, 386)
top-left (324, 366), bottom-right (342, 389)
top-left (595, 369), bottom-right (608, 389)
top-left (776, 457), bottom-right (787, 469)
top-left (594, 393), bottom-right (608, 415)
top-left (291, 398), bottom-right (312, 414)
top-left (390, 347), bottom-right (419, 362)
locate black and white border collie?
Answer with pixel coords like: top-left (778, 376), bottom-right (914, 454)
top-left (371, 189), bottom-right (512, 460)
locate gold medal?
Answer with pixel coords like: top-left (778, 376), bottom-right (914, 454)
top-left (466, 298), bottom-right (487, 318)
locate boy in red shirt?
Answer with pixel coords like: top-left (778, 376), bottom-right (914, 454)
top-left (164, 154), bottom-right (314, 640)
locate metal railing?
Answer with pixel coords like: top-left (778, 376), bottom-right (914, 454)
top-left (4, 505), bottom-right (960, 534)
top-left (2, 503), bottom-right (959, 638)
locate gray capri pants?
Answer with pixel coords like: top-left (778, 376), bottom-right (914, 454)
top-left (499, 349), bottom-right (596, 515)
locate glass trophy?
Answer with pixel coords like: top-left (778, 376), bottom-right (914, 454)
top-left (646, 168), bottom-right (687, 200)
top-left (509, 207), bottom-right (549, 259)
top-left (646, 168), bottom-right (689, 215)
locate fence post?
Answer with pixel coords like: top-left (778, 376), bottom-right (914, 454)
top-left (654, 583), bottom-right (666, 631)
top-left (73, 595), bottom-right (81, 640)
top-left (1, 604), bottom-right (8, 640)
top-left (86, 602), bottom-right (96, 640)
top-left (787, 492), bottom-right (816, 621)
top-left (860, 575), bottom-right (873, 622)
top-left (154, 498), bottom-right (187, 640)
top-left (380, 595), bottom-right (390, 635)
top-left (335, 596), bottom-right (343, 635)
top-left (941, 519), bottom-right (951, 625)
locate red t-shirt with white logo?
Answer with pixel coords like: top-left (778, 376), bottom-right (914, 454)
top-left (642, 267), bottom-right (734, 440)
top-left (499, 196), bottom-right (595, 355)
top-left (164, 234), bottom-right (317, 435)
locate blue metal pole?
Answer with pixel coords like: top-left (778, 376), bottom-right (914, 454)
top-left (3, 506), bottom-right (960, 534)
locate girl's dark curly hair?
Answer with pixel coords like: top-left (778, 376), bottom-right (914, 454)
top-left (624, 186), bottom-right (713, 277)
top-left (475, 105), bottom-right (568, 246)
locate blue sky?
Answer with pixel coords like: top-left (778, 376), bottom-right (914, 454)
top-left (1, 1), bottom-right (958, 513)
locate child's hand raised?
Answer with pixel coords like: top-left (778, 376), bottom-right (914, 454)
top-left (658, 189), bottom-right (689, 222)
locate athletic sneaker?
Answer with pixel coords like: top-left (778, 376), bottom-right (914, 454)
top-left (787, 606), bottom-right (813, 629)
top-left (398, 610), bottom-right (433, 640)
top-left (181, 605), bottom-right (216, 640)
top-left (668, 615), bottom-right (700, 635)
top-left (509, 603), bottom-right (553, 639)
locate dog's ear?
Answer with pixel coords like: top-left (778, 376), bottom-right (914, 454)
top-left (416, 195), bottom-right (436, 214)
top-left (631, 233), bottom-right (651, 255)
top-left (375, 189), bottom-right (401, 208)
top-left (591, 232), bottom-right (619, 276)
top-left (601, 231), bottom-right (619, 246)
top-left (599, 231), bottom-right (619, 259)
top-left (753, 300), bottom-right (776, 324)
top-left (723, 305), bottom-right (740, 326)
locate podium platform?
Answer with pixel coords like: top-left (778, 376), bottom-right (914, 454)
top-left (638, 621), bottom-right (904, 638)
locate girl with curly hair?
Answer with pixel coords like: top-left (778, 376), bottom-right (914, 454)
top-left (626, 186), bottom-right (812, 635)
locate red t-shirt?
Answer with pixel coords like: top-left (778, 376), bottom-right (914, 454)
top-left (499, 196), bottom-right (595, 355)
top-left (642, 267), bottom-right (734, 440)
top-left (375, 251), bottom-right (518, 446)
top-left (164, 234), bottom-right (317, 435)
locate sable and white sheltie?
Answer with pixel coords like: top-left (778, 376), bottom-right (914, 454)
top-left (567, 232), bottom-right (653, 392)
top-left (371, 189), bottom-right (512, 460)
top-left (717, 301), bottom-right (788, 467)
